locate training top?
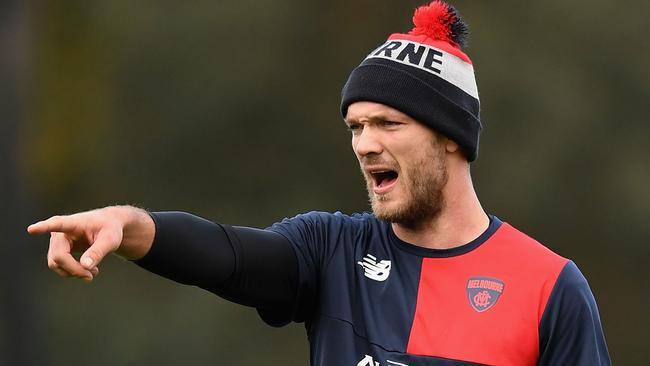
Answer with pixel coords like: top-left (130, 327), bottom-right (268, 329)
top-left (263, 212), bottom-right (610, 365)
top-left (137, 211), bottom-right (611, 366)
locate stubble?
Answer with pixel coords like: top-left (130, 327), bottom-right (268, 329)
top-left (366, 144), bottom-right (448, 230)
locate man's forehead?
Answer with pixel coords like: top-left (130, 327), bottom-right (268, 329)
top-left (345, 101), bottom-right (412, 122)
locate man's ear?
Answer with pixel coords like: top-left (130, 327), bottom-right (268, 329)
top-left (445, 138), bottom-right (459, 153)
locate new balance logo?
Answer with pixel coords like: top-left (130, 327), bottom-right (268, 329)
top-left (357, 355), bottom-right (409, 366)
top-left (358, 254), bottom-right (391, 281)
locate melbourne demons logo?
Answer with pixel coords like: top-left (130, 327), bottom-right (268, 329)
top-left (466, 277), bottom-right (505, 312)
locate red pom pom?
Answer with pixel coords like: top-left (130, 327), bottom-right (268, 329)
top-left (409, 1), bottom-right (458, 45)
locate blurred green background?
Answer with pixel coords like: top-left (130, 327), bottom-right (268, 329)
top-left (2, 0), bottom-right (648, 365)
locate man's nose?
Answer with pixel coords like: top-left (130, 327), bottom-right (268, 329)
top-left (354, 127), bottom-right (383, 157)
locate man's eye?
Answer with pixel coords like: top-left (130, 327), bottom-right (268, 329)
top-left (347, 124), bottom-right (362, 132)
top-left (382, 120), bottom-right (401, 127)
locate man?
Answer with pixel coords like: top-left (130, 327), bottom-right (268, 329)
top-left (28, 1), bottom-right (610, 365)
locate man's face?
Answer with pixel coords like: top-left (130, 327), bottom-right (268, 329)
top-left (345, 101), bottom-right (448, 228)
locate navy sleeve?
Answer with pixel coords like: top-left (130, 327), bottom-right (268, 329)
top-left (260, 211), bottom-right (349, 326)
top-left (537, 261), bottom-right (611, 366)
top-left (134, 211), bottom-right (298, 311)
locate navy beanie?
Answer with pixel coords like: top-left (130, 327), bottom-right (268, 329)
top-left (341, 1), bottom-right (481, 161)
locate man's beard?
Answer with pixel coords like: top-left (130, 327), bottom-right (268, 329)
top-left (365, 146), bottom-right (448, 230)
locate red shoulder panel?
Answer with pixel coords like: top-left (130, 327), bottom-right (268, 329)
top-left (406, 223), bottom-right (568, 365)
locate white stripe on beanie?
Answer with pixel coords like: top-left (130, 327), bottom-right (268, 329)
top-left (365, 39), bottom-right (478, 99)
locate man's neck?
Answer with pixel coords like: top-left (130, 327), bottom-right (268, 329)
top-left (392, 165), bottom-right (489, 250)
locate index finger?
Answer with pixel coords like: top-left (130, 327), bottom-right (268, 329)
top-left (27, 215), bottom-right (79, 235)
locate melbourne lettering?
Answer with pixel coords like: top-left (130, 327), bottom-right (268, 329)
top-left (368, 40), bottom-right (443, 74)
top-left (467, 279), bottom-right (504, 293)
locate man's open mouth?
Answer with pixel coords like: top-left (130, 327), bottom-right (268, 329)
top-left (370, 170), bottom-right (399, 194)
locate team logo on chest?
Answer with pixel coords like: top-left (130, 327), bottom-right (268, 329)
top-left (466, 277), bottom-right (505, 312)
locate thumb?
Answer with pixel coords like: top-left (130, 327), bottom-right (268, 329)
top-left (80, 229), bottom-right (123, 269)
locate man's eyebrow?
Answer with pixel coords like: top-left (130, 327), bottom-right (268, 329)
top-left (345, 113), bottom-right (396, 124)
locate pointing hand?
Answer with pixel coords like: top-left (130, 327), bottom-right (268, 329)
top-left (28, 206), bottom-right (154, 281)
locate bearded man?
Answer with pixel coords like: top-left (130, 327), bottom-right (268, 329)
top-left (28, 1), bottom-right (610, 365)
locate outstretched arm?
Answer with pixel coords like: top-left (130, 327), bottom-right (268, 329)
top-left (27, 206), bottom-right (299, 312)
top-left (136, 211), bottom-right (298, 309)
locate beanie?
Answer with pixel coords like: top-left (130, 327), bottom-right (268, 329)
top-left (340, 1), bottom-right (481, 161)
